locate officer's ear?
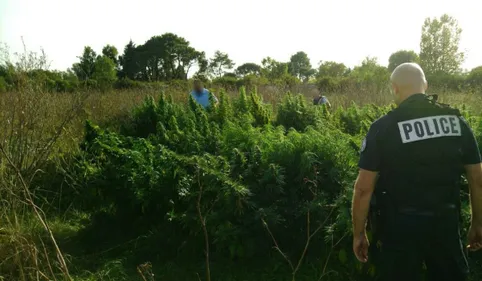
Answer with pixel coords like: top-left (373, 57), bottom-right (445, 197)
top-left (424, 80), bottom-right (428, 91)
top-left (391, 82), bottom-right (398, 94)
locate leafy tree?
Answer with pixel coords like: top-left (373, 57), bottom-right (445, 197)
top-left (289, 51), bottom-right (315, 81)
top-left (208, 50), bottom-right (235, 78)
top-left (261, 57), bottom-right (288, 81)
top-left (419, 14), bottom-right (464, 75)
top-left (93, 56), bottom-right (117, 90)
top-left (236, 63), bottom-right (261, 77)
top-left (0, 76), bottom-right (6, 92)
top-left (135, 36), bottom-right (165, 81)
top-left (102, 45), bottom-right (119, 66)
top-left (388, 50), bottom-right (419, 72)
top-left (0, 62), bottom-right (15, 86)
top-left (350, 57), bottom-right (390, 94)
top-left (134, 33), bottom-right (206, 81)
top-left (351, 57), bottom-right (388, 81)
top-left (196, 54), bottom-right (209, 76)
top-left (119, 40), bottom-right (139, 80)
top-left (467, 66), bottom-right (482, 88)
top-left (316, 61), bottom-right (349, 78)
top-left (162, 33), bottom-right (206, 80)
top-left (223, 72), bottom-right (237, 78)
top-left (72, 46), bottom-right (97, 80)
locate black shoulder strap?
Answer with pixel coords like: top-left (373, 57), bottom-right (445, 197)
top-left (427, 94), bottom-right (461, 116)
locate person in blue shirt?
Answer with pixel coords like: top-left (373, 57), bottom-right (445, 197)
top-left (190, 79), bottom-right (218, 109)
top-left (313, 94), bottom-right (332, 108)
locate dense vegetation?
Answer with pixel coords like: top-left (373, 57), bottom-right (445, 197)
top-left (0, 81), bottom-right (481, 280)
top-left (1, 12), bottom-right (482, 281)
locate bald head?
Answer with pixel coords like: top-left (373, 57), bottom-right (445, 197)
top-left (390, 63), bottom-right (428, 105)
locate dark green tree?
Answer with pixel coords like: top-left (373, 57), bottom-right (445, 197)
top-left (208, 50), bottom-right (235, 78)
top-left (261, 57), bottom-right (288, 80)
top-left (350, 57), bottom-right (390, 92)
top-left (289, 51), bottom-right (315, 81)
top-left (388, 50), bottom-right (419, 72)
top-left (236, 63), bottom-right (261, 77)
top-left (467, 66), bottom-right (482, 88)
top-left (72, 46), bottom-right (97, 80)
top-left (102, 45), bottom-right (119, 66)
top-left (161, 33), bottom-right (206, 80)
top-left (316, 61), bottom-right (349, 78)
top-left (119, 40), bottom-right (139, 80)
top-left (134, 33), bottom-right (206, 81)
top-left (93, 56), bottom-right (117, 89)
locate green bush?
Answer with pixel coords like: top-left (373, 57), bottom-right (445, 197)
top-left (213, 76), bottom-right (238, 90)
top-left (334, 102), bottom-right (393, 136)
top-left (276, 93), bottom-right (324, 131)
top-left (57, 90), bottom-right (481, 281)
top-left (0, 76), bottom-right (7, 92)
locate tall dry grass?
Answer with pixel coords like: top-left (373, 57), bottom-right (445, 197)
top-left (0, 79), bottom-right (87, 280)
top-left (2, 84), bottom-right (481, 152)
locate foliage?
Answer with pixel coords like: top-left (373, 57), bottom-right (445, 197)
top-left (68, 90), bottom-right (373, 277)
top-left (316, 61), bottom-right (350, 79)
top-left (92, 56), bottom-right (117, 91)
top-left (388, 50), bottom-right (419, 72)
top-left (72, 46), bottom-right (97, 80)
top-left (419, 14), bottom-right (465, 75)
top-left (3, 13), bottom-right (482, 94)
top-left (212, 75), bottom-right (238, 90)
top-left (102, 45), bottom-right (119, 66)
top-left (209, 50), bottom-right (235, 79)
top-left (236, 63), bottom-right (262, 77)
top-left (288, 51), bottom-right (315, 82)
top-left (118, 40), bottom-right (138, 80)
top-left (351, 57), bottom-right (388, 82)
top-left (56, 89), bottom-right (481, 281)
top-left (2, 19), bottom-right (482, 279)
top-left (116, 33), bottom-right (206, 81)
top-left (333, 102), bottom-right (394, 136)
top-left (0, 74), bottom-right (480, 280)
top-left (0, 76), bottom-right (7, 92)
top-left (261, 57), bottom-right (289, 81)
top-left (276, 93), bottom-right (321, 131)
top-left (467, 66), bottom-right (482, 89)
top-left (350, 57), bottom-right (390, 95)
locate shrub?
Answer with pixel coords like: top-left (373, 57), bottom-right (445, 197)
top-left (0, 76), bottom-right (7, 92)
top-left (53, 90), bottom-right (482, 280)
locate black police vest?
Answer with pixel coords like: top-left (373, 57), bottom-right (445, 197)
top-left (375, 96), bottom-right (465, 212)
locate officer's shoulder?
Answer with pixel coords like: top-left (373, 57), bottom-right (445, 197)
top-left (369, 113), bottom-right (392, 131)
top-left (430, 98), bottom-right (461, 114)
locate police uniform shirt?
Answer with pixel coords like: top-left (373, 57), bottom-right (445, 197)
top-left (359, 94), bottom-right (481, 173)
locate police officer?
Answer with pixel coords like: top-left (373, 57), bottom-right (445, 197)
top-left (351, 62), bottom-right (482, 281)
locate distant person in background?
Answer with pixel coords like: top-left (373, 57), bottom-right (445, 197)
top-left (190, 79), bottom-right (218, 109)
top-left (313, 94), bottom-right (332, 108)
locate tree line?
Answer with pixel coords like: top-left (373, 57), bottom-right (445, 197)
top-left (1, 13), bottom-right (482, 93)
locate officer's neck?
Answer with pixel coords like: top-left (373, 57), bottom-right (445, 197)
top-left (397, 92), bottom-right (425, 106)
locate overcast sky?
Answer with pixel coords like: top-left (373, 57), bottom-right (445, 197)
top-left (1, 0), bottom-right (481, 74)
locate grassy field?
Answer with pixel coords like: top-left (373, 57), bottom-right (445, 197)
top-left (2, 83), bottom-right (481, 150)
top-left (0, 84), bottom-right (482, 281)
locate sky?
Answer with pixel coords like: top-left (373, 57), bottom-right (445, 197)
top-left (1, 0), bottom-right (481, 74)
